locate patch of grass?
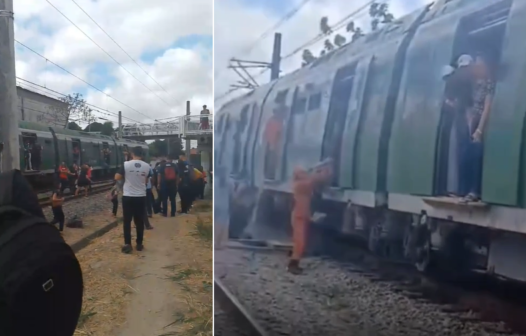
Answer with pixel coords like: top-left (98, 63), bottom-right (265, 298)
top-left (192, 201), bottom-right (212, 212)
top-left (167, 268), bottom-right (203, 282)
top-left (193, 216), bottom-right (212, 242)
top-left (77, 308), bottom-right (97, 328)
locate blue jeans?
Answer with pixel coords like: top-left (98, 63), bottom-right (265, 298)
top-left (457, 116), bottom-right (483, 196)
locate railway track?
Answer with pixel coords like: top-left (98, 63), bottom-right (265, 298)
top-left (215, 231), bottom-right (526, 336)
top-left (38, 181), bottom-right (114, 208)
top-left (214, 277), bottom-right (268, 336)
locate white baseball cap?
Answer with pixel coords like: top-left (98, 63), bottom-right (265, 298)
top-left (457, 54), bottom-right (474, 67)
top-left (441, 65), bottom-right (455, 78)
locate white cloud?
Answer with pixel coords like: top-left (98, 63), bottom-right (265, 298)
top-left (13, 0), bottom-right (213, 126)
top-left (214, 0), bottom-right (429, 105)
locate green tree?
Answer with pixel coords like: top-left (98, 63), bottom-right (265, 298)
top-left (148, 138), bottom-right (184, 158)
top-left (83, 122), bottom-right (101, 132)
top-left (67, 122), bottom-right (82, 131)
top-left (55, 93), bottom-right (93, 128)
top-left (101, 121), bottom-right (114, 136)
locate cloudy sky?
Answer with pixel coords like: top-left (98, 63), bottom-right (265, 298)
top-left (214, 0), bottom-right (430, 106)
top-left (14, 0), bottom-right (212, 126)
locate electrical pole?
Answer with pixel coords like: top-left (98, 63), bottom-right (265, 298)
top-left (0, 0), bottom-right (19, 172)
top-left (185, 100), bottom-right (190, 159)
top-left (270, 32), bottom-right (282, 81)
top-left (118, 111), bottom-right (122, 139)
top-left (225, 32), bottom-right (282, 93)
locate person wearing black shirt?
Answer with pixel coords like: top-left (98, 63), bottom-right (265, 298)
top-left (157, 157), bottom-right (178, 217)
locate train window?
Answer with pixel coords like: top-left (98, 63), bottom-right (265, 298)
top-left (292, 97), bottom-right (307, 115)
top-left (275, 90), bottom-right (288, 104)
top-left (218, 116), bottom-right (231, 165)
top-left (232, 105), bottom-right (250, 172)
top-left (44, 140), bottom-right (51, 144)
top-left (307, 93), bottom-right (322, 111)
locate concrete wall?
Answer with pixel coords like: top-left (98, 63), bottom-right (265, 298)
top-left (17, 87), bottom-right (69, 128)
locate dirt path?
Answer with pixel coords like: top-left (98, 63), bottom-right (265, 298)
top-left (73, 201), bottom-right (213, 336)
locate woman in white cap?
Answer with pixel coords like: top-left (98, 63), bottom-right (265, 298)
top-left (442, 54), bottom-right (474, 197)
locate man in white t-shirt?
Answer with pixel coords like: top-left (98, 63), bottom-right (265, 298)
top-left (115, 146), bottom-right (151, 253)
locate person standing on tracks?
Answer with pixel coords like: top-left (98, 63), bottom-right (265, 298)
top-left (58, 162), bottom-right (74, 194)
top-left (115, 146), bottom-right (151, 253)
top-left (157, 156), bottom-right (178, 217)
top-left (177, 154), bottom-right (194, 214)
top-left (75, 165), bottom-right (91, 197)
top-left (49, 189), bottom-right (65, 232)
top-left (288, 161), bottom-right (333, 275)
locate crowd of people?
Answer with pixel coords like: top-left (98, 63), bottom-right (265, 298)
top-left (111, 147), bottom-right (208, 254)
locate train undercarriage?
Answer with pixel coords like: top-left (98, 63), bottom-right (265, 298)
top-left (229, 186), bottom-right (526, 283)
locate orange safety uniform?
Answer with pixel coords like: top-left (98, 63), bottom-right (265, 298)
top-left (59, 165), bottom-right (69, 180)
top-left (264, 116), bottom-right (282, 151)
top-left (290, 165), bottom-right (332, 262)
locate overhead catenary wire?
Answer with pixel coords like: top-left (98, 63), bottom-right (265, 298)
top-left (242, 0), bottom-right (313, 55)
top-left (15, 40), bottom-right (154, 121)
top-left (214, 0), bottom-right (312, 80)
top-left (16, 77), bottom-right (143, 124)
top-left (68, 0), bottom-right (169, 93)
top-left (45, 0), bottom-right (172, 108)
top-left (282, 0), bottom-right (375, 60)
top-left (216, 1), bottom-right (377, 103)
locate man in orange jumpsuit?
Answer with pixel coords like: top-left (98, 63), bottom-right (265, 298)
top-left (288, 160), bottom-right (333, 274)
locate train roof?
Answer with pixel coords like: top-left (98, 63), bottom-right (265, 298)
top-left (216, 2), bottom-right (434, 117)
top-left (19, 120), bottom-right (147, 146)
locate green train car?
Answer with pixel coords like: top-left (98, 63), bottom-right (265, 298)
top-left (216, 0), bottom-right (526, 282)
top-left (18, 120), bottom-right (149, 186)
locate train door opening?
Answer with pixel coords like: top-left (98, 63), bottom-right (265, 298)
top-left (322, 63), bottom-right (357, 186)
top-left (21, 132), bottom-right (37, 171)
top-left (72, 139), bottom-right (82, 166)
top-left (232, 104), bottom-right (250, 175)
top-left (102, 142), bottom-right (110, 165)
top-left (437, 0), bottom-right (511, 198)
top-left (218, 115), bottom-right (231, 167)
top-left (282, 87), bottom-right (307, 179)
top-left (264, 89), bottom-right (289, 181)
top-left (242, 103), bottom-right (258, 178)
top-left (123, 145), bottom-right (129, 161)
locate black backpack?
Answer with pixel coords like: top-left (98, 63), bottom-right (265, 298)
top-left (0, 170), bottom-right (83, 336)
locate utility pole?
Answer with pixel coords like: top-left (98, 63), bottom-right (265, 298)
top-left (0, 0), bottom-right (19, 172)
top-left (226, 32), bottom-right (282, 91)
top-left (185, 101), bottom-right (190, 159)
top-left (270, 32), bottom-right (282, 81)
top-left (118, 111), bottom-right (122, 139)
